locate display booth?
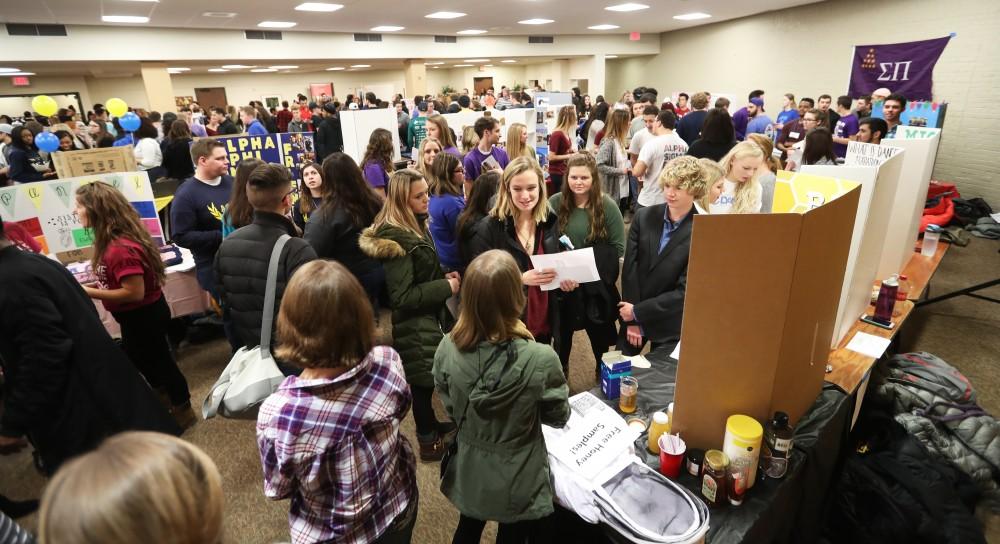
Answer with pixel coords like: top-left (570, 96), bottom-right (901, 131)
top-left (797, 141), bottom-right (905, 346)
top-left (340, 108), bottom-right (402, 166)
top-left (212, 132), bottom-right (316, 186)
top-left (877, 127), bottom-right (941, 278)
top-left (671, 184), bottom-right (861, 450)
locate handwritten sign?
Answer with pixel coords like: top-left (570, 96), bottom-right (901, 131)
top-left (844, 141), bottom-right (904, 167)
top-left (543, 393), bottom-right (639, 480)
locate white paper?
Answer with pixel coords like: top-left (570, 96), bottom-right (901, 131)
top-left (529, 247), bottom-right (601, 291)
top-left (669, 342), bottom-right (680, 361)
top-left (629, 354), bottom-right (650, 369)
top-left (542, 392), bottom-right (639, 481)
top-left (845, 331), bottom-right (892, 359)
top-left (990, 212), bottom-right (1000, 224)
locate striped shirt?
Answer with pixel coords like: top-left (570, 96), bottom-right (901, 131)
top-left (257, 346), bottom-right (417, 544)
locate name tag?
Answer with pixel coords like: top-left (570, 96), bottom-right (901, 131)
top-left (789, 131), bottom-right (800, 138)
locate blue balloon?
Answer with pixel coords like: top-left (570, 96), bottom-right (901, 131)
top-left (119, 111), bottom-right (141, 132)
top-left (35, 131), bottom-right (60, 153)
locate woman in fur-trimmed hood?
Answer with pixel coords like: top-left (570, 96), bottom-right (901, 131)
top-left (359, 168), bottom-right (460, 461)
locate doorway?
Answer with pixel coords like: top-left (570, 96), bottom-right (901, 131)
top-left (473, 77), bottom-right (494, 96)
top-left (0, 92), bottom-right (84, 122)
top-left (195, 87), bottom-right (229, 110)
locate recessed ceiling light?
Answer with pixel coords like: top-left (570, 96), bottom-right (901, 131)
top-left (270, 65), bottom-right (299, 69)
top-left (251, 68), bottom-right (279, 72)
top-left (295, 2), bottom-right (344, 12)
top-left (350, 64), bottom-right (371, 68)
top-left (167, 67), bottom-right (190, 72)
top-left (673, 12), bottom-right (711, 20)
top-left (605, 55), bottom-right (618, 58)
top-left (457, 29), bottom-right (487, 35)
top-left (102, 15), bottom-right (150, 23)
top-left (501, 59), bottom-right (517, 63)
top-left (222, 64), bottom-right (255, 69)
top-left (605, 3), bottom-right (649, 12)
top-left (370, 25), bottom-right (404, 32)
top-left (326, 67), bottom-right (346, 71)
top-left (208, 68), bottom-right (230, 72)
top-left (202, 11), bottom-right (237, 18)
top-left (6, 72), bottom-right (35, 76)
top-left (258, 21), bottom-right (297, 28)
top-left (424, 61), bottom-right (445, 65)
top-left (518, 18), bottom-right (554, 25)
top-left (464, 58), bottom-right (489, 63)
top-left (588, 24), bottom-right (620, 30)
top-left (454, 64), bottom-right (473, 67)
top-left (0, 68), bottom-right (21, 73)
top-left (425, 11), bottom-right (465, 19)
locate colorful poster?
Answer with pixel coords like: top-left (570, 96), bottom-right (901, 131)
top-left (848, 36), bottom-right (950, 101)
top-left (0, 171), bottom-right (161, 262)
top-left (212, 132), bottom-right (316, 187)
top-left (773, 170), bottom-right (860, 214)
top-left (870, 100), bottom-right (947, 129)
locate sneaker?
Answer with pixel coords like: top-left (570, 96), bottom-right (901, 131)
top-left (418, 434), bottom-right (446, 462)
top-left (170, 401), bottom-right (198, 431)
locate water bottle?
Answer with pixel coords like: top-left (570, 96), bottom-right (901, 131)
top-left (873, 274), bottom-right (899, 325)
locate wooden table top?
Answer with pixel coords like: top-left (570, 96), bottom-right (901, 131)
top-left (900, 240), bottom-right (949, 300)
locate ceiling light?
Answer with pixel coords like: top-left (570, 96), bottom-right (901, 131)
top-left (464, 58), bottom-right (489, 63)
top-left (605, 55), bottom-right (618, 58)
top-left (457, 29), bottom-right (487, 35)
top-left (673, 12), bottom-right (711, 20)
top-left (202, 11), bottom-right (237, 18)
top-left (270, 65), bottom-right (299, 69)
top-left (295, 2), bottom-right (344, 12)
top-left (501, 59), bottom-right (517, 63)
top-left (258, 21), bottom-right (297, 28)
top-left (370, 25), bottom-right (404, 31)
top-left (605, 3), bottom-right (649, 12)
top-left (424, 61), bottom-right (445, 65)
top-left (350, 64), bottom-right (371, 68)
top-left (454, 64), bottom-right (473, 67)
top-left (0, 68), bottom-right (21, 73)
top-left (208, 68), bottom-right (230, 72)
top-left (425, 11), bottom-right (465, 19)
top-left (167, 67), bottom-right (190, 72)
top-left (326, 66), bottom-right (345, 71)
top-left (222, 64), bottom-right (255, 69)
top-left (251, 68), bottom-right (279, 72)
top-left (518, 18), bottom-right (554, 25)
top-left (5, 72), bottom-right (35, 76)
top-left (484, 64), bottom-right (493, 67)
top-left (102, 15), bottom-right (150, 23)
top-left (588, 24), bottom-right (620, 30)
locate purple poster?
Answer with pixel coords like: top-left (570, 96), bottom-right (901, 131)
top-left (848, 36), bottom-right (950, 101)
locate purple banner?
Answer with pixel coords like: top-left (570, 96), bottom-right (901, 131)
top-left (848, 36), bottom-right (950, 101)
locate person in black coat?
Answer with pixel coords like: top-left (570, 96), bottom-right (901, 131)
top-left (314, 103), bottom-right (344, 163)
top-left (617, 156), bottom-right (708, 355)
top-left (161, 120), bottom-right (195, 180)
top-left (214, 164), bottom-right (316, 356)
top-left (0, 220), bottom-right (179, 475)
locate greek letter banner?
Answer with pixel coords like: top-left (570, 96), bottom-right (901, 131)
top-left (848, 36), bottom-right (950, 101)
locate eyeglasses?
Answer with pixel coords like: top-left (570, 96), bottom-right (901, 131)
top-left (803, 118), bottom-right (818, 123)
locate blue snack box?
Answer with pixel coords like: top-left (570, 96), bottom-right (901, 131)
top-left (600, 358), bottom-right (633, 400)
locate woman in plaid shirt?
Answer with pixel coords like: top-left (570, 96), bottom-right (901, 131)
top-left (256, 260), bottom-right (418, 544)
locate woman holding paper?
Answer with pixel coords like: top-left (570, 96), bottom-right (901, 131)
top-left (433, 249), bottom-right (569, 544)
top-left (359, 169), bottom-right (460, 462)
top-left (549, 153), bottom-right (625, 376)
top-left (470, 156), bottom-right (564, 348)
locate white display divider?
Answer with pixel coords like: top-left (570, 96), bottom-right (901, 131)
top-left (803, 143), bottom-right (905, 347)
top-left (441, 108), bottom-right (537, 146)
top-left (339, 109), bottom-right (402, 166)
top-left (877, 126), bottom-right (942, 278)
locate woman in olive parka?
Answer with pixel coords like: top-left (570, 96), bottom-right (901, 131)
top-left (360, 168), bottom-right (461, 462)
top-left (433, 249), bottom-right (570, 544)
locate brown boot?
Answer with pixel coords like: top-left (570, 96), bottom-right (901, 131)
top-left (418, 433), bottom-right (446, 462)
top-left (170, 401), bottom-right (198, 431)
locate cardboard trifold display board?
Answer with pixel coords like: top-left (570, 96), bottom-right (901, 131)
top-left (671, 185), bottom-right (860, 450)
top-left (51, 146), bottom-right (138, 179)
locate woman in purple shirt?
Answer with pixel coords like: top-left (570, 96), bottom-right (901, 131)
top-left (426, 114), bottom-right (462, 158)
top-left (361, 128), bottom-right (395, 198)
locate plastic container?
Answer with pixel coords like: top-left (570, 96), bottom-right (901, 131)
top-left (648, 411), bottom-right (671, 454)
top-left (723, 414), bottom-right (763, 489)
top-left (921, 225), bottom-right (941, 257)
top-left (659, 434), bottom-right (686, 479)
top-left (873, 274), bottom-right (899, 325)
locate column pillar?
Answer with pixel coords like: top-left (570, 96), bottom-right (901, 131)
top-left (139, 62), bottom-right (176, 113)
top-left (590, 54), bottom-right (606, 100)
top-left (404, 60), bottom-right (427, 98)
top-left (550, 59), bottom-right (570, 93)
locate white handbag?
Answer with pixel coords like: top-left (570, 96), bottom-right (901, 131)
top-left (202, 235), bottom-right (291, 419)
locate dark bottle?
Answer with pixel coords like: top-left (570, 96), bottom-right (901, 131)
top-left (762, 411), bottom-right (794, 479)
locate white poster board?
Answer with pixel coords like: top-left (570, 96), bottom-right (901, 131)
top-left (542, 392), bottom-right (639, 481)
top-left (803, 146), bottom-right (905, 346)
top-left (339, 109), bottom-right (402, 166)
top-left (878, 127), bottom-right (941, 278)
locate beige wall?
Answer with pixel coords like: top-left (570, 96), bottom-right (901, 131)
top-left (604, 0), bottom-right (1000, 202)
top-left (0, 76), bottom-right (93, 111)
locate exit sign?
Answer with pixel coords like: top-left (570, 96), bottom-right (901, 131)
top-left (11, 76), bottom-right (30, 86)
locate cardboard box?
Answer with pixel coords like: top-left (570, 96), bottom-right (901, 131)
top-left (600, 359), bottom-right (632, 400)
top-left (671, 185), bottom-right (860, 450)
top-left (52, 146), bottom-right (137, 178)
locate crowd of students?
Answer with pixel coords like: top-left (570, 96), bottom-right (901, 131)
top-left (0, 82), bottom-right (907, 543)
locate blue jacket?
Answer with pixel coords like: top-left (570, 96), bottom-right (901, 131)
top-left (247, 120), bottom-right (268, 136)
top-left (428, 193), bottom-right (465, 270)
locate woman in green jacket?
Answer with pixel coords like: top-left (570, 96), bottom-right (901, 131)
top-left (433, 249), bottom-right (570, 544)
top-left (360, 168), bottom-right (461, 462)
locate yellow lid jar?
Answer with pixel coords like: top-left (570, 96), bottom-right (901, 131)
top-left (723, 414), bottom-right (763, 489)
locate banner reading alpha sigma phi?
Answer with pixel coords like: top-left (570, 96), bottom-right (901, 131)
top-left (848, 36), bottom-right (950, 101)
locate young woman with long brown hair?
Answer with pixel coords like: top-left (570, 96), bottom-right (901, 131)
top-left (292, 162), bottom-right (323, 230)
top-left (549, 153), bottom-right (625, 375)
top-left (595, 108), bottom-right (631, 206)
top-left (455, 170), bottom-right (501, 272)
top-left (505, 122), bottom-right (537, 162)
top-left (427, 152), bottom-right (466, 272)
top-left (426, 114), bottom-right (461, 158)
top-left (77, 182), bottom-right (194, 428)
top-left (222, 158), bottom-right (265, 237)
top-left (547, 105), bottom-right (578, 193)
top-left (359, 169), bottom-right (460, 461)
top-left (361, 128), bottom-right (395, 197)
top-left (433, 249), bottom-right (569, 544)
top-left (416, 136), bottom-right (442, 178)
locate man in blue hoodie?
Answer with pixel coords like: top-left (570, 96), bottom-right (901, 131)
top-left (240, 106), bottom-right (268, 136)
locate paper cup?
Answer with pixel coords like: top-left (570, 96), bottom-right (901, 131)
top-left (659, 434), bottom-right (687, 478)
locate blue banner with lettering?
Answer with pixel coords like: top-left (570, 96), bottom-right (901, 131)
top-left (213, 132), bottom-right (316, 186)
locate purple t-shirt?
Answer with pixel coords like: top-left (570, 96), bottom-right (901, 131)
top-left (834, 113), bottom-right (859, 158)
top-left (462, 146), bottom-right (510, 182)
top-left (363, 161), bottom-right (389, 189)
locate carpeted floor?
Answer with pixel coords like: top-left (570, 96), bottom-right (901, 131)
top-left (2, 237), bottom-right (998, 543)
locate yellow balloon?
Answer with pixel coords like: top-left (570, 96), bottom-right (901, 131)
top-left (106, 97), bottom-right (128, 118)
top-left (31, 95), bottom-right (59, 117)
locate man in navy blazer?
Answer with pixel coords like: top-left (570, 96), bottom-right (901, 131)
top-left (617, 156), bottom-right (709, 355)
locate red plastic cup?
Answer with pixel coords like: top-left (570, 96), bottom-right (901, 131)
top-left (659, 434), bottom-right (686, 478)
